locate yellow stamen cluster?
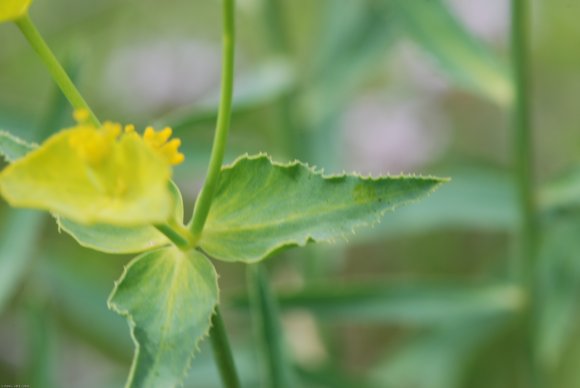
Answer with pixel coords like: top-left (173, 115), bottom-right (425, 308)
top-left (68, 109), bottom-right (184, 166)
top-left (143, 126), bottom-right (185, 165)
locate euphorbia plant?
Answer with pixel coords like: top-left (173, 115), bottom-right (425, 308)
top-left (0, 0), bottom-right (447, 386)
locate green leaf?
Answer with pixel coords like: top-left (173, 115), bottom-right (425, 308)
top-left (0, 128), bottom-right (173, 225)
top-left (233, 282), bottom-right (523, 325)
top-left (200, 154), bottom-right (446, 263)
top-left (392, 0), bottom-right (513, 104)
top-left (57, 181), bottom-right (184, 254)
top-left (355, 166), bottom-right (518, 241)
top-left (0, 130), bottom-right (37, 162)
top-left (109, 247), bottom-right (219, 388)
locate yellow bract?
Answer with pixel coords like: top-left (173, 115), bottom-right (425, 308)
top-left (0, 0), bottom-right (32, 23)
top-left (0, 111), bottom-right (185, 226)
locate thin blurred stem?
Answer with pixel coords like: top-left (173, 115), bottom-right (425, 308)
top-left (15, 15), bottom-right (100, 127)
top-left (248, 265), bottom-right (294, 388)
top-left (511, 0), bottom-right (541, 386)
top-left (511, 0), bottom-right (536, 285)
top-left (153, 222), bottom-right (193, 250)
top-left (210, 307), bottom-right (241, 388)
top-left (189, 0), bottom-right (236, 241)
top-left (183, 1), bottom-right (241, 386)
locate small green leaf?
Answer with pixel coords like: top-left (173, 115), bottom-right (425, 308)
top-left (393, 0), bottom-right (513, 104)
top-left (109, 247), bottom-right (219, 388)
top-left (0, 128), bottom-right (173, 225)
top-left (57, 181), bottom-right (185, 254)
top-left (200, 154), bottom-right (446, 262)
top-left (0, 130), bottom-right (37, 162)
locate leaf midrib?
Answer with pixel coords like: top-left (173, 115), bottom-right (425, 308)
top-left (206, 187), bottom-right (418, 235)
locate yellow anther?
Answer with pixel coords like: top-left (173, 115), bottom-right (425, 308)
top-left (160, 138), bottom-right (184, 165)
top-left (102, 121), bottom-right (122, 139)
top-left (69, 129), bottom-right (113, 165)
top-left (142, 126), bottom-right (173, 148)
top-left (159, 127), bottom-right (173, 142)
top-left (144, 127), bottom-right (156, 140)
top-left (73, 108), bottom-right (90, 124)
top-left (164, 138), bottom-right (181, 151)
top-left (169, 153), bottom-right (185, 165)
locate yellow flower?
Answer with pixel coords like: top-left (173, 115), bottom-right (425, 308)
top-left (0, 0), bottom-right (32, 23)
top-left (0, 110), bottom-right (184, 225)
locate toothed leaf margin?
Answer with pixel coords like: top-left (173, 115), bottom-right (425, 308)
top-left (108, 247), bottom-right (219, 388)
top-left (200, 154), bottom-right (448, 262)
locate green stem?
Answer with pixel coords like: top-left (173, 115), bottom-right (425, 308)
top-left (248, 265), bottom-right (294, 388)
top-left (511, 0), bottom-right (540, 386)
top-left (154, 222), bottom-right (193, 250)
top-left (189, 0), bottom-right (236, 241)
top-left (186, 1), bottom-right (241, 386)
top-left (511, 0), bottom-right (536, 284)
top-left (209, 307), bottom-right (241, 388)
top-left (14, 15), bottom-right (100, 127)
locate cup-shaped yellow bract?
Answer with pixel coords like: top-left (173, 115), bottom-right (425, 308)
top-left (0, 123), bottom-right (176, 226)
top-left (0, 0), bottom-right (32, 23)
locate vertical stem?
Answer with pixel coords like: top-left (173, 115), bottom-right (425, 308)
top-left (210, 308), bottom-right (241, 388)
top-left (153, 222), bottom-right (193, 250)
top-left (14, 15), bottom-right (100, 127)
top-left (511, 0), bottom-right (540, 386)
top-left (190, 0), bottom-right (236, 241)
top-left (511, 0), bottom-right (536, 284)
top-left (186, 1), bottom-right (241, 386)
top-left (248, 265), bottom-right (294, 388)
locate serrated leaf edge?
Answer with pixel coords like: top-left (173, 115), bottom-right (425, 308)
top-left (222, 152), bottom-right (449, 182)
top-left (107, 249), bottom-right (220, 388)
top-left (203, 153), bottom-right (449, 263)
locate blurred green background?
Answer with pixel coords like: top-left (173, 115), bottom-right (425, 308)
top-left (2, 0), bottom-right (580, 387)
